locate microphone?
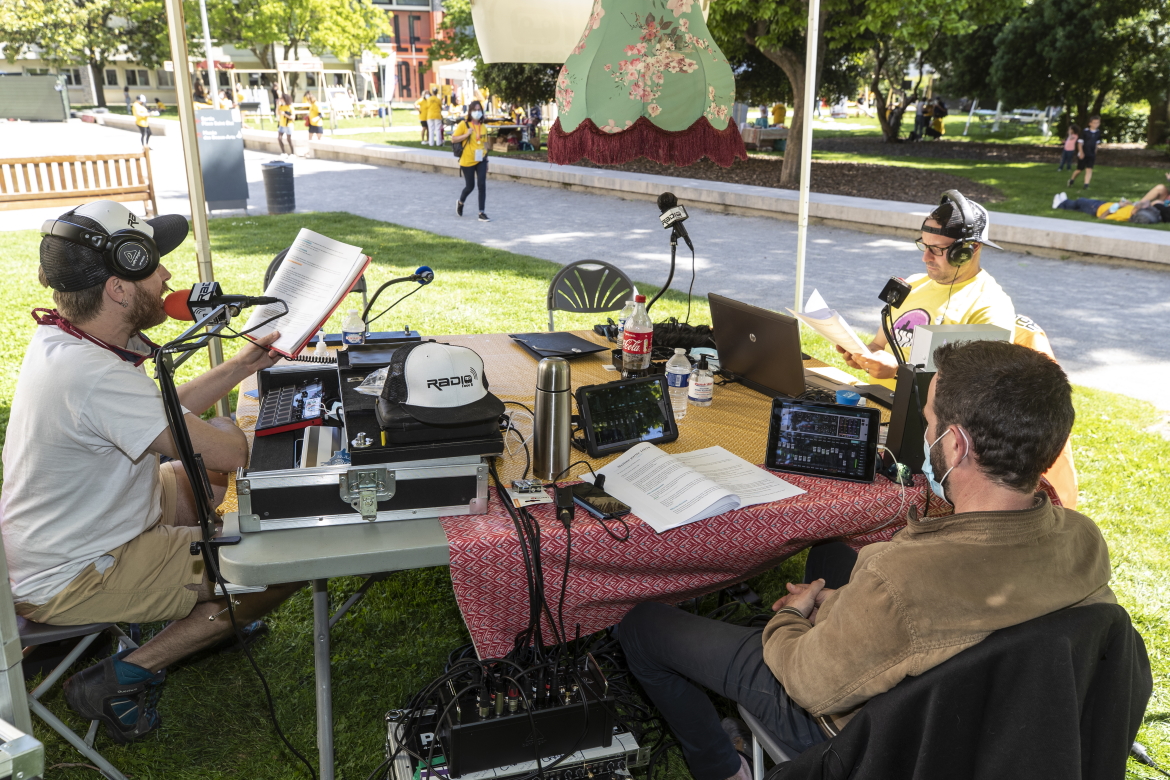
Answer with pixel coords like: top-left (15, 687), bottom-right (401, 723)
top-left (413, 265), bottom-right (435, 285)
top-left (656, 192), bottom-right (694, 251)
top-left (164, 282), bottom-right (281, 321)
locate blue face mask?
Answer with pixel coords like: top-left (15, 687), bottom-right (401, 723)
top-left (922, 428), bottom-right (969, 503)
top-left (471, 110), bottom-right (483, 120)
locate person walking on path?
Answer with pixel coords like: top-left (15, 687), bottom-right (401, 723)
top-left (132, 95), bottom-right (151, 147)
top-left (1058, 125), bottom-right (1080, 172)
top-left (276, 93), bottom-right (294, 158)
top-left (1068, 115), bottom-right (1102, 189)
top-left (304, 92), bottom-right (324, 158)
top-left (123, 85), bottom-right (132, 115)
top-left (453, 100), bottom-right (491, 222)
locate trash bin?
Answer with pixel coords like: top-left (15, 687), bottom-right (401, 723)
top-left (261, 161), bottom-right (295, 215)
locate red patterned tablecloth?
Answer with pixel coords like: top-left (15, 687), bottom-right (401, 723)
top-left (440, 472), bottom-right (929, 659)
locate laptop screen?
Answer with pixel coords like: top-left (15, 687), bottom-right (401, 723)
top-left (765, 398), bottom-right (880, 483)
top-left (708, 293), bottom-right (806, 398)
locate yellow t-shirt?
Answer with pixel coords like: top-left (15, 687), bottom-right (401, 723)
top-left (308, 102), bottom-right (323, 127)
top-left (132, 102), bottom-right (150, 127)
top-left (426, 96), bottom-right (443, 121)
top-left (771, 104), bottom-right (786, 125)
top-left (1097, 202), bottom-right (1135, 221)
top-left (455, 120), bottom-right (487, 167)
top-left (277, 104), bottom-right (293, 128)
top-left (875, 269), bottom-right (1016, 388)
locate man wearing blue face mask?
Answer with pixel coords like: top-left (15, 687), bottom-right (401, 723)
top-left (618, 340), bottom-right (1115, 780)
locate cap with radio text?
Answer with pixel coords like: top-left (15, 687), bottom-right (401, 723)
top-left (381, 341), bottom-right (505, 426)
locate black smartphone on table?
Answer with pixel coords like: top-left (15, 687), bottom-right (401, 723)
top-left (571, 482), bottom-right (631, 519)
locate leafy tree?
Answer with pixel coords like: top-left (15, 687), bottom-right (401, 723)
top-left (207, 0), bottom-right (391, 86)
top-left (427, 0), bottom-right (558, 107)
top-left (0, 0), bottom-right (176, 107)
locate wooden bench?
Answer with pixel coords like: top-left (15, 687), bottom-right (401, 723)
top-left (0, 150), bottom-right (158, 216)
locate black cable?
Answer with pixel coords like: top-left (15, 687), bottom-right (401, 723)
top-left (367, 284), bottom-right (424, 326)
top-left (206, 559), bottom-right (318, 780)
top-left (684, 245), bottom-right (696, 324)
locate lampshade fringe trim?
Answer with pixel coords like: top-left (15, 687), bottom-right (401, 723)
top-left (548, 115), bottom-right (749, 168)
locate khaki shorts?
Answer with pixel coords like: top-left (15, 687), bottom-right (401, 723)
top-left (16, 465), bottom-right (206, 626)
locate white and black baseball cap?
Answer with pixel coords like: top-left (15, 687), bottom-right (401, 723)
top-left (923, 192), bottom-right (1002, 250)
top-left (380, 341), bottom-right (505, 426)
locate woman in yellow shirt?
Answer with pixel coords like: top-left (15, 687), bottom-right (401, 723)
top-left (304, 92), bottom-right (324, 157)
top-left (452, 100), bottom-right (490, 221)
top-left (276, 93), bottom-right (294, 158)
top-left (132, 95), bottom-right (151, 147)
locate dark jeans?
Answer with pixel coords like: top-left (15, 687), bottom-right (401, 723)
top-left (139, 125), bottom-right (151, 146)
top-left (1058, 197), bottom-right (1105, 216)
top-left (618, 542), bottom-right (858, 780)
top-left (460, 160), bottom-right (487, 212)
top-left (1058, 150), bottom-right (1075, 170)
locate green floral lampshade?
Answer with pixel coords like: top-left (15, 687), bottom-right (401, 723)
top-left (549, 0), bottom-right (747, 167)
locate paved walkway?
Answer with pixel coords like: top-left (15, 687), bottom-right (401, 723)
top-left (3, 120), bottom-right (1169, 410)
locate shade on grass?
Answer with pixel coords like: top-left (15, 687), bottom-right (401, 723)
top-left (2, 213), bottom-right (1166, 779)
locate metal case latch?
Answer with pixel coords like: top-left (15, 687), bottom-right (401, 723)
top-left (339, 468), bottom-right (396, 521)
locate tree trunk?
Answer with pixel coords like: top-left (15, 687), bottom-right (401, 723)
top-left (759, 46), bottom-right (806, 189)
top-left (1146, 92), bottom-right (1169, 147)
top-left (89, 60), bottom-right (107, 107)
top-left (869, 43), bottom-right (895, 140)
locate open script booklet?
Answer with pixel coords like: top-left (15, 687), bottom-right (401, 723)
top-left (787, 289), bottom-right (871, 355)
top-left (582, 444), bottom-right (806, 533)
top-left (242, 228), bottom-right (371, 358)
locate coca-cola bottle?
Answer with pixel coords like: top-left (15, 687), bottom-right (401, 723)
top-left (621, 294), bottom-right (653, 378)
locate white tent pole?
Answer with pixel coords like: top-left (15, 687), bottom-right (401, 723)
top-left (794, 0), bottom-right (821, 314)
top-left (163, 0), bottom-right (229, 417)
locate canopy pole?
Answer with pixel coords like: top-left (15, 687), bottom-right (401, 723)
top-left (163, 0), bottom-right (229, 417)
top-left (793, 0), bottom-right (821, 315)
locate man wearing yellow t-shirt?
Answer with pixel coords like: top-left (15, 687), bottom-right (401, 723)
top-left (771, 103), bottom-right (786, 126)
top-left (304, 92), bottom-right (324, 158)
top-left (132, 95), bottom-right (151, 147)
top-left (837, 194), bottom-right (1015, 389)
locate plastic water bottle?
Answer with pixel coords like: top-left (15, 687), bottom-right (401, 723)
top-left (665, 348), bottom-right (690, 420)
top-left (616, 300), bottom-right (636, 354)
top-left (688, 354), bottom-right (714, 407)
top-left (341, 309), bottom-right (366, 346)
top-left (621, 295), bottom-right (653, 378)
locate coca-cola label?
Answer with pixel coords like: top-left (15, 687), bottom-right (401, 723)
top-left (623, 330), bottom-right (652, 356)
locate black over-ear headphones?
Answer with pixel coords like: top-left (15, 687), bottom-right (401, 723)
top-left (936, 190), bottom-right (978, 267)
top-left (40, 217), bottom-right (160, 281)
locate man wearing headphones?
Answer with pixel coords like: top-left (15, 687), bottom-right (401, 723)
top-left (837, 191), bottom-right (1016, 389)
top-left (1, 200), bottom-right (302, 744)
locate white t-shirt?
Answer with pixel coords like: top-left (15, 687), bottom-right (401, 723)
top-left (1, 325), bottom-right (171, 604)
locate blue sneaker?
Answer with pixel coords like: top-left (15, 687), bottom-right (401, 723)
top-left (64, 649), bottom-right (164, 744)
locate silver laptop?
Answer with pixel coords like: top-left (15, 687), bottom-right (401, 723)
top-left (709, 293), bottom-right (848, 398)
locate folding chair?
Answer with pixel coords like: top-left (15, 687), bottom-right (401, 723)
top-left (546, 260), bottom-right (635, 332)
top-left (737, 703), bottom-right (800, 780)
top-left (20, 618), bottom-right (137, 780)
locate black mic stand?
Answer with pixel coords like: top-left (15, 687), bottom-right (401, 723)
top-left (153, 305), bottom-right (240, 595)
top-left (645, 227), bottom-right (679, 312)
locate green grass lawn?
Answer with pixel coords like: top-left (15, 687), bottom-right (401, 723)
top-left (813, 151), bottom-right (1170, 228)
top-left (3, 213), bottom-right (1167, 779)
top-left (807, 113), bottom-right (1065, 144)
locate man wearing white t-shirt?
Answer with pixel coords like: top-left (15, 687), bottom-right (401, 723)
top-left (1, 200), bottom-right (302, 744)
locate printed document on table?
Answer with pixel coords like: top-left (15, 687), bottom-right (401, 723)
top-left (587, 443), bottom-right (804, 533)
top-left (243, 228), bottom-right (370, 357)
top-left (787, 289), bottom-right (871, 355)
top-left (671, 447), bottom-right (805, 508)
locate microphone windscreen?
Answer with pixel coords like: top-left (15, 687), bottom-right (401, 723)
top-left (657, 192), bottom-right (677, 212)
top-left (415, 265), bottom-right (434, 284)
top-left (164, 289), bottom-right (195, 321)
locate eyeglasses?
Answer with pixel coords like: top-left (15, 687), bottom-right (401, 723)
top-left (915, 239), bottom-right (951, 256)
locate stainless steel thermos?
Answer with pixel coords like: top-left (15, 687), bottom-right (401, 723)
top-left (533, 357), bottom-right (571, 481)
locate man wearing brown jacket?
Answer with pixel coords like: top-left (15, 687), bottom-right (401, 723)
top-left (618, 340), bottom-right (1113, 780)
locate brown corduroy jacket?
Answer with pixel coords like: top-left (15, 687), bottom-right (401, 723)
top-left (761, 493), bottom-right (1115, 735)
